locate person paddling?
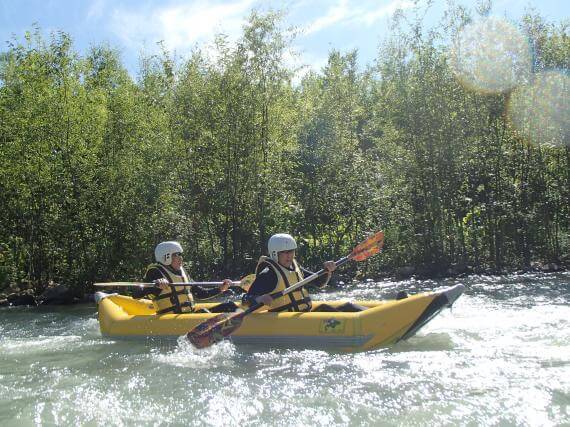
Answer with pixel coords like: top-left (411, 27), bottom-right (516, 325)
top-left (134, 241), bottom-right (238, 314)
top-left (243, 234), bottom-right (365, 312)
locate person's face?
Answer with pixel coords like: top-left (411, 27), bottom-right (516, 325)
top-left (277, 249), bottom-right (295, 268)
top-left (171, 252), bottom-right (183, 269)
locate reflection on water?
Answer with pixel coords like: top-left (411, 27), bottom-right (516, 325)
top-left (0, 272), bottom-right (568, 425)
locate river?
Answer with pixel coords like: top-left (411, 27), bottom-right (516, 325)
top-left (0, 272), bottom-right (568, 426)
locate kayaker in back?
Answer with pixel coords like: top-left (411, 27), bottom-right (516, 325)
top-left (243, 233), bottom-right (365, 312)
top-left (134, 241), bottom-right (238, 314)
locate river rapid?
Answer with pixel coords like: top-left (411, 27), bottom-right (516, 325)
top-left (0, 272), bottom-right (568, 426)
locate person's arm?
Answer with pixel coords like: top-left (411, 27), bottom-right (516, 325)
top-left (190, 277), bottom-right (233, 300)
top-left (132, 268), bottom-right (163, 298)
top-left (300, 261), bottom-right (336, 288)
top-left (242, 268), bottom-right (278, 306)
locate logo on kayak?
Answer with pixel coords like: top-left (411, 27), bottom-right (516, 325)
top-left (320, 318), bottom-right (345, 333)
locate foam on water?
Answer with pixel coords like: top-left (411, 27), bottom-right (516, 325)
top-left (153, 337), bottom-right (238, 369)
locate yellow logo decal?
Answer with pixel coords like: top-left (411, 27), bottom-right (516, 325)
top-left (320, 318), bottom-right (345, 334)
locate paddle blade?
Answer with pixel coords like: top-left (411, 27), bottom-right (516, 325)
top-left (351, 231), bottom-right (384, 260)
top-left (352, 244), bottom-right (381, 261)
top-left (187, 312), bottom-right (245, 349)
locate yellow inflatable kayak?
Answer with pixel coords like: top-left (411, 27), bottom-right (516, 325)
top-left (96, 284), bottom-right (464, 352)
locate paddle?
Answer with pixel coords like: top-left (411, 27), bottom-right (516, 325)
top-left (187, 230), bottom-right (385, 349)
top-left (93, 274), bottom-right (256, 291)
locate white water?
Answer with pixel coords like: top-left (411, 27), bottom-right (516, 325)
top-left (0, 273), bottom-right (568, 426)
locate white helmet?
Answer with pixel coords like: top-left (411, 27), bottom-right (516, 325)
top-left (268, 233), bottom-right (297, 261)
top-left (154, 241), bottom-right (183, 266)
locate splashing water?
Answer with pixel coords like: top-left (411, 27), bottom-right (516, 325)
top-left (0, 273), bottom-right (569, 425)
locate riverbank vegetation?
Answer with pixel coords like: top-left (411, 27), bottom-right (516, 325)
top-left (0, 3), bottom-right (568, 297)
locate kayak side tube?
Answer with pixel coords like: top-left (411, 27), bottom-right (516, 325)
top-left (231, 284), bottom-right (466, 352)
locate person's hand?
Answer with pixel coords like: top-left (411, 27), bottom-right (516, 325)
top-left (220, 279), bottom-right (232, 292)
top-left (255, 294), bottom-right (273, 306)
top-left (153, 278), bottom-right (169, 290)
top-left (323, 261), bottom-right (337, 273)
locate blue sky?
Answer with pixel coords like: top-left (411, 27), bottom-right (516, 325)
top-left (0, 0), bottom-right (567, 76)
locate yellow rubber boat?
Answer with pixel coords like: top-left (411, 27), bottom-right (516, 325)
top-left (95, 284), bottom-right (464, 352)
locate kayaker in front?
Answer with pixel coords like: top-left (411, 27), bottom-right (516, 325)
top-left (134, 241), bottom-right (238, 314)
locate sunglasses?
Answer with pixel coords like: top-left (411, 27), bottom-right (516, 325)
top-left (172, 252), bottom-right (183, 257)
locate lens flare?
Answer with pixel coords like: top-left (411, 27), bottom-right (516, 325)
top-left (449, 17), bottom-right (532, 94)
top-left (508, 70), bottom-right (570, 147)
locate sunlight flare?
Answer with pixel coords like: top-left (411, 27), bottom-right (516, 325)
top-left (507, 70), bottom-right (570, 147)
top-left (449, 17), bottom-right (532, 94)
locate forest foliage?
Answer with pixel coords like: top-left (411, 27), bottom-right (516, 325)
top-left (0, 4), bottom-right (568, 294)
